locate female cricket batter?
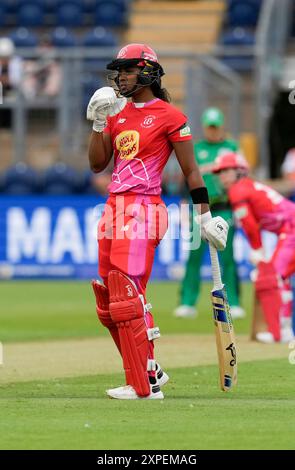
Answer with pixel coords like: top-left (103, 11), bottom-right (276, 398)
top-left (213, 152), bottom-right (295, 343)
top-left (87, 44), bottom-right (228, 400)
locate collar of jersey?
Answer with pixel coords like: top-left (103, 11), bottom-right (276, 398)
top-left (132, 98), bottom-right (160, 108)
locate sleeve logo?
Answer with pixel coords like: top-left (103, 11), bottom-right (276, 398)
top-left (180, 125), bottom-right (191, 137)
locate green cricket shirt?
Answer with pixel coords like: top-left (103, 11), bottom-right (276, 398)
top-left (194, 139), bottom-right (239, 206)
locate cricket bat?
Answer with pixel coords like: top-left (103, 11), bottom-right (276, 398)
top-left (250, 292), bottom-right (267, 341)
top-left (209, 244), bottom-right (237, 391)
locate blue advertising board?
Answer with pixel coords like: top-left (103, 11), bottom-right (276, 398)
top-left (0, 195), bottom-right (277, 281)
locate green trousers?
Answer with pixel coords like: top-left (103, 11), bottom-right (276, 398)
top-left (179, 209), bottom-right (240, 307)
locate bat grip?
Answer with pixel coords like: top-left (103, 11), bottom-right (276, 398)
top-left (209, 244), bottom-right (223, 290)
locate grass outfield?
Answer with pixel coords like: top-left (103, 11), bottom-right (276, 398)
top-left (1, 361), bottom-right (295, 450)
top-left (0, 281), bottom-right (294, 450)
top-left (0, 280), bottom-right (253, 342)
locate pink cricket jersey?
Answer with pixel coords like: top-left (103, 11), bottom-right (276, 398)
top-left (104, 98), bottom-right (192, 195)
top-left (229, 177), bottom-right (295, 249)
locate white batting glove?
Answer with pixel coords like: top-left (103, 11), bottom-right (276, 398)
top-left (86, 86), bottom-right (127, 132)
top-left (199, 212), bottom-right (228, 251)
top-left (249, 248), bottom-right (265, 266)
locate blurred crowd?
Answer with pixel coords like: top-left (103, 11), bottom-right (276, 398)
top-left (0, 35), bottom-right (61, 128)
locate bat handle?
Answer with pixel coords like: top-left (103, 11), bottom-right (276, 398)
top-left (209, 244), bottom-right (223, 290)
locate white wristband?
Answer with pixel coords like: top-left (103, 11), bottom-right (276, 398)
top-left (200, 211), bottom-right (212, 226)
top-left (93, 119), bottom-right (106, 133)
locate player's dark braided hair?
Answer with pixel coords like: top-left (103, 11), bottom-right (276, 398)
top-left (150, 80), bottom-right (171, 103)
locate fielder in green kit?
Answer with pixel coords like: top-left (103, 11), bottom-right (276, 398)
top-left (174, 107), bottom-right (245, 319)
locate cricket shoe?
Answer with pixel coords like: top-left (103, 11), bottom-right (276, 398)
top-left (256, 331), bottom-right (275, 343)
top-left (107, 376), bottom-right (164, 400)
top-left (106, 363), bottom-right (169, 396)
top-left (155, 362), bottom-right (169, 387)
top-left (280, 326), bottom-right (294, 343)
top-left (173, 305), bottom-right (197, 318)
top-left (230, 306), bottom-right (246, 320)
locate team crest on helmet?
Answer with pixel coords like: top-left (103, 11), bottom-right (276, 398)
top-left (117, 46), bottom-right (129, 58)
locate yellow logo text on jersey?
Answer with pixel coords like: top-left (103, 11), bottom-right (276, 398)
top-left (116, 130), bottom-right (139, 160)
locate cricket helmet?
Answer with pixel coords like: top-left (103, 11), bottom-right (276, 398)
top-left (212, 152), bottom-right (249, 173)
top-left (107, 43), bottom-right (164, 86)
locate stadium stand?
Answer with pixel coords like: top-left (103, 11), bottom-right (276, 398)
top-left (127, 1), bottom-right (224, 50)
top-left (0, 0), bottom-right (279, 191)
top-left (42, 162), bottom-right (82, 194)
top-left (51, 27), bottom-right (77, 47)
top-left (227, 0), bottom-right (262, 27)
top-left (126, 0), bottom-right (226, 109)
top-left (10, 26), bottom-right (39, 47)
top-left (81, 27), bottom-right (118, 109)
top-left (2, 162), bottom-right (39, 194)
top-left (0, 164), bottom-right (110, 195)
top-left (219, 0), bottom-right (262, 72)
top-left (2, 1), bottom-right (18, 13)
top-left (56, 2), bottom-right (84, 28)
top-left (82, 74), bottom-right (104, 111)
top-left (0, 0), bottom-right (131, 28)
top-left (0, 0), bottom-right (128, 182)
top-left (0, 4), bottom-right (7, 27)
top-left (220, 27), bottom-right (255, 72)
top-left (94, 0), bottom-right (129, 27)
top-left (81, 26), bottom-right (118, 47)
top-left (17, 2), bottom-right (45, 27)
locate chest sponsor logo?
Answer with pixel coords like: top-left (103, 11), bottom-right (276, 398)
top-left (180, 125), bottom-right (191, 137)
top-left (115, 130), bottom-right (139, 160)
top-left (141, 115), bottom-right (156, 128)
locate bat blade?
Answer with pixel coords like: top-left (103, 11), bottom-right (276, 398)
top-left (251, 291), bottom-right (267, 341)
top-left (212, 287), bottom-right (237, 391)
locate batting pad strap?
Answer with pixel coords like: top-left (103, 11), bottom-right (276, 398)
top-left (92, 280), bottom-right (109, 310)
top-left (139, 294), bottom-right (153, 313)
top-left (92, 280), bottom-right (113, 328)
top-left (147, 359), bottom-right (156, 372)
top-left (147, 327), bottom-right (161, 341)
